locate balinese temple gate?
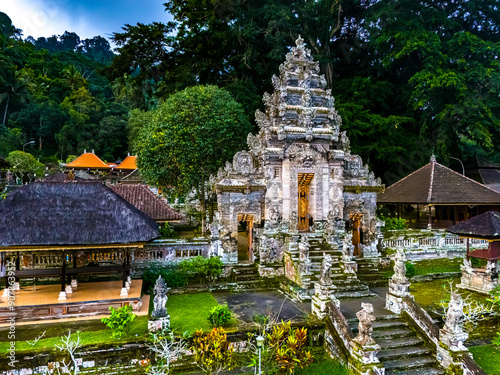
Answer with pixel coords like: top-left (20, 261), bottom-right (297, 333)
top-left (210, 37), bottom-right (384, 297)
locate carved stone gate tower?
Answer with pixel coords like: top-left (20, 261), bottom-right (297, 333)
top-left (211, 37), bottom-right (383, 266)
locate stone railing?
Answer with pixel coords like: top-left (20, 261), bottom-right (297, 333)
top-left (325, 301), bottom-right (354, 361)
top-left (462, 354), bottom-right (487, 375)
top-left (402, 296), bottom-right (439, 347)
top-left (383, 229), bottom-right (488, 261)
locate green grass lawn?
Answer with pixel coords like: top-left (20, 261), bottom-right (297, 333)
top-left (0, 315), bottom-right (149, 354)
top-left (295, 357), bottom-right (349, 375)
top-left (166, 292), bottom-right (239, 335)
top-left (470, 345), bottom-right (500, 375)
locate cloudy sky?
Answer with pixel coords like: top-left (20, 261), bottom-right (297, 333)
top-left (1, 0), bottom-right (171, 42)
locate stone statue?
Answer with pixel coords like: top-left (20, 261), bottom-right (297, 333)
top-left (290, 210), bottom-right (298, 232)
top-left (486, 260), bottom-right (498, 275)
top-left (299, 235), bottom-right (310, 261)
top-left (461, 258), bottom-right (473, 273)
top-left (209, 211), bottom-right (222, 239)
top-left (319, 253), bottom-right (333, 286)
top-left (444, 292), bottom-right (465, 335)
top-left (353, 303), bottom-right (376, 346)
top-left (392, 248), bottom-right (407, 283)
top-left (342, 232), bottom-right (354, 262)
top-left (152, 276), bottom-right (169, 319)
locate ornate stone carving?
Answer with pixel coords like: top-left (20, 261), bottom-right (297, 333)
top-left (392, 248), bottom-right (408, 283)
top-left (152, 276), bottom-right (169, 319)
top-left (319, 253), bottom-right (333, 286)
top-left (353, 303), bottom-right (376, 346)
top-left (440, 292), bottom-right (468, 352)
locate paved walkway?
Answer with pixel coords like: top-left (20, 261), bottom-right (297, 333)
top-left (214, 290), bottom-right (310, 323)
top-left (339, 286), bottom-right (391, 319)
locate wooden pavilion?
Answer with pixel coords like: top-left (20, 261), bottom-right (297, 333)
top-left (448, 211), bottom-right (500, 294)
top-left (0, 181), bottom-right (159, 322)
top-left (378, 156), bottom-right (500, 229)
top-left (115, 155), bottom-right (137, 172)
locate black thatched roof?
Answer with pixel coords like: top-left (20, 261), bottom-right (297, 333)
top-left (378, 156), bottom-right (500, 204)
top-left (0, 182), bottom-right (159, 248)
top-left (447, 211), bottom-right (500, 240)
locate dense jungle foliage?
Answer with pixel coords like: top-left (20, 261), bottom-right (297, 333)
top-left (1, 0), bottom-right (499, 185)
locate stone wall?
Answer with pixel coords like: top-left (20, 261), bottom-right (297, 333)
top-left (383, 229), bottom-right (488, 261)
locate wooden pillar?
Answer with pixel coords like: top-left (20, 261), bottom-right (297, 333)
top-left (15, 251), bottom-right (20, 283)
top-left (122, 249), bottom-right (127, 288)
top-left (428, 205), bottom-right (433, 229)
top-left (61, 255), bottom-right (66, 292)
top-left (416, 204), bottom-right (420, 228)
top-left (126, 250), bottom-right (130, 277)
top-left (466, 238), bottom-right (470, 261)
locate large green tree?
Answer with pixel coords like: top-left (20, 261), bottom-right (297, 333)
top-left (136, 85), bottom-right (251, 231)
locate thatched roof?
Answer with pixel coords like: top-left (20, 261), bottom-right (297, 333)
top-left (447, 211), bottom-right (500, 240)
top-left (109, 184), bottom-right (184, 222)
top-left (0, 182), bottom-right (159, 248)
top-left (378, 156), bottom-right (500, 205)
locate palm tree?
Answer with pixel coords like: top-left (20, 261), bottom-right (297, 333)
top-left (62, 65), bottom-right (86, 91)
top-left (0, 69), bottom-right (32, 125)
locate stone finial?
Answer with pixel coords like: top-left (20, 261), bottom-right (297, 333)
top-left (353, 303), bottom-right (376, 346)
top-left (430, 154), bottom-right (436, 163)
top-left (152, 276), bottom-right (169, 319)
top-left (296, 35), bottom-right (304, 48)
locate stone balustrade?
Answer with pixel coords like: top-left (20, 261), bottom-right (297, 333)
top-left (383, 229), bottom-right (488, 261)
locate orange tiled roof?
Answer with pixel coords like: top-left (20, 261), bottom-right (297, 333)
top-left (116, 155), bottom-right (137, 170)
top-left (66, 152), bottom-right (110, 169)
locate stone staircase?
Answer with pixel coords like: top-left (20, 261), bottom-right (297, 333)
top-left (349, 315), bottom-right (445, 375)
top-left (230, 263), bottom-right (279, 292)
top-left (285, 234), bottom-right (376, 300)
top-left (356, 258), bottom-right (389, 287)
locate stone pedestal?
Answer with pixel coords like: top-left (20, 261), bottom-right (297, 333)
top-left (343, 260), bottom-right (358, 276)
top-left (385, 278), bottom-right (411, 314)
top-left (2, 287), bottom-right (12, 298)
top-left (65, 285), bottom-right (73, 296)
top-left (311, 282), bottom-right (339, 319)
top-left (148, 316), bottom-right (171, 332)
top-left (71, 279), bottom-right (78, 290)
top-left (437, 344), bottom-right (469, 375)
top-left (126, 281), bottom-right (131, 290)
top-left (348, 341), bottom-right (384, 375)
top-left (127, 276), bottom-right (132, 284)
top-left (13, 282), bottom-right (20, 291)
top-left (120, 287), bottom-right (129, 297)
top-left (457, 267), bottom-right (499, 294)
top-left (58, 291), bottom-right (67, 301)
top-left (440, 326), bottom-right (468, 353)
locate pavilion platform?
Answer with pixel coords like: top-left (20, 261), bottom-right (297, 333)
top-left (0, 280), bottom-right (144, 323)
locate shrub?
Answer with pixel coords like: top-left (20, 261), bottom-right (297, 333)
top-left (208, 304), bottom-right (232, 327)
top-left (143, 263), bottom-right (188, 291)
top-left (179, 256), bottom-right (224, 284)
top-left (159, 222), bottom-right (177, 238)
top-left (406, 262), bottom-right (416, 277)
top-left (101, 305), bottom-right (136, 338)
top-left (379, 214), bottom-right (408, 231)
top-left (191, 327), bottom-right (235, 374)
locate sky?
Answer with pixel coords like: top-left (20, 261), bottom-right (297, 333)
top-left (1, 0), bottom-right (171, 43)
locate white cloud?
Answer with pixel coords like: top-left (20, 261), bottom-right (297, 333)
top-left (1, 0), bottom-right (96, 39)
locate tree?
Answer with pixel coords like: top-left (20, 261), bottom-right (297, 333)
top-left (0, 68), bottom-right (32, 125)
top-left (147, 329), bottom-right (187, 375)
top-left (136, 85), bottom-right (251, 232)
top-left (6, 150), bottom-right (45, 180)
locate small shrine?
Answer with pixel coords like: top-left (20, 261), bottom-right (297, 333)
top-left (448, 211), bottom-right (500, 294)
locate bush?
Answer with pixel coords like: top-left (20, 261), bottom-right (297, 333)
top-left (101, 305), bottom-right (136, 338)
top-left (208, 304), bottom-right (232, 327)
top-left (406, 262), bottom-right (416, 277)
top-left (143, 263), bottom-right (188, 291)
top-left (159, 222), bottom-right (177, 238)
top-left (179, 256), bottom-right (224, 284)
top-left (379, 214), bottom-right (408, 231)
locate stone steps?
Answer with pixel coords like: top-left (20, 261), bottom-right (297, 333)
top-left (349, 314), bottom-right (444, 375)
